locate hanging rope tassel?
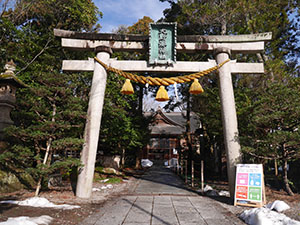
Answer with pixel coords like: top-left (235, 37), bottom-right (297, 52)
top-left (121, 79), bottom-right (134, 94)
top-left (189, 79), bottom-right (204, 94)
top-left (155, 86), bottom-right (169, 102)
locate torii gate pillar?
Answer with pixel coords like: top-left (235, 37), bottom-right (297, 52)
top-left (76, 46), bottom-right (111, 198)
top-left (215, 47), bottom-right (241, 199)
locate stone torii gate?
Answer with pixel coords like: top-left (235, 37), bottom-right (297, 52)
top-left (54, 28), bottom-right (272, 199)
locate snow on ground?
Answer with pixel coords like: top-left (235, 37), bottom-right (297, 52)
top-left (240, 205), bottom-right (300, 225)
top-left (100, 178), bottom-right (109, 183)
top-left (0, 215), bottom-right (52, 225)
top-left (0, 197), bottom-right (80, 210)
top-left (266, 200), bottom-right (291, 212)
top-left (92, 184), bottom-right (113, 191)
top-left (141, 159), bottom-right (153, 168)
top-left (199, 185), bottom-right (230, 197)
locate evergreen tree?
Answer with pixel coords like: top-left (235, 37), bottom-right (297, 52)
top-left (0, 0), bottom-right (101, 194)
top-left (241, 79), bottom-right (300, 195)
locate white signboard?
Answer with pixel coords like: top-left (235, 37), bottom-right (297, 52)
top-left (234, 164), bottom-right (265, 207)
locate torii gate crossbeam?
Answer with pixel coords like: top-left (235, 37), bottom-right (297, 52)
top-left (54, 29), bottom-right (272, 200)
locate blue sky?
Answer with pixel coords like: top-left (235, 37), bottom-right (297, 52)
top-left (93, 0), bottom-right (176, 110)
top-left (94, 0), bottom-right (171, 33)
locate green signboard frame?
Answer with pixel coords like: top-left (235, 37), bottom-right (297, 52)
top-left (149, 22), bottom-right (177, 65)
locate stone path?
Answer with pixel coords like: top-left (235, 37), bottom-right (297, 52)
top-left (81, 164), bottom-right (245, 225)
top-left (134, 165), bottom-right (197, 196)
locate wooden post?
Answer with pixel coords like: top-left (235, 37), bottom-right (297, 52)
top-left (185, 160), bottom-right (188, 184)
top-left (274, 159), bottom-right (278, 176)
top-left (192, 160), bottom-right (194, 188)
top-left (169, 148), bottom-right (171, 168)
top-left (76, 47), bottom-right (111, 198)
top-left (201, 160), bottom-right (204, 193)
top-left (181, 158), bottom-right (183, 176)
top-left (215, 47), bottom-right (241, 199)
top-left (176, 156), bottom-right (180, 175)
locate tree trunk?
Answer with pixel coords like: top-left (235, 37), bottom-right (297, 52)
top-left (135, 84), bottom-right (143, 169)
top-left (35, 102), bottom-right (56, 196)
top-left (274, 159), bottom-right (278, 176)
top-left (186, 92), bottom-right (193, 174)
top-left (35, 137), bottom-right (52, 196)
top-left (213, 140), bottom-right (219, 175)
top-left (121, 147), bottom-right (125, 169)
top-left (135, 149), bottom-right (142, 169)
top-left (283, 158), bottom-right (294, 195)
top-left (221, 20), bottom-right (227, 35)
top-left (282, 145), bottom-right (294, 196)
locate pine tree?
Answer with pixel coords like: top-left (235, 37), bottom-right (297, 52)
top-left (1, 0), bottom-right (100, 194)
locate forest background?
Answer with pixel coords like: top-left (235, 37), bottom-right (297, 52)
top-left (0, 0), bottom-right (299, 196)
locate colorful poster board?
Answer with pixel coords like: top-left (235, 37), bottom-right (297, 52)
top-left (234, 164), bottom-right (265, 207)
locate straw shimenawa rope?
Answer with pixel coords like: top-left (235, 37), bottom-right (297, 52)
top-left (94, 57), bottom-right (230, 86)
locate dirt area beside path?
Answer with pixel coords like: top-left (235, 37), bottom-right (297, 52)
top-left (205, 180), bottom-right (300, 223)
top-left (0, 176), bottom-right (138, 225)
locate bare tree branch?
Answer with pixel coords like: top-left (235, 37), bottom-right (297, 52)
top-left (0, 0), bottom-right (10, 17)
top-left (15, 37), bottom-right (52, 76)
top-left (245, 151), bottom-right (279, 160)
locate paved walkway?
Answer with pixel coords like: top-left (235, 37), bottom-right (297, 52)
top-left (134, 164), bottom-right (197, 196)
top-left (81, 163), bottom-right (245, 225)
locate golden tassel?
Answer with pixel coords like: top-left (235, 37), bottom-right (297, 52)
top-left (121, 79), bottom-right (134, 95)
top-left (189, 79), bottom-right (204, 94)
top-left (155, 86), bottom-right (169, 102)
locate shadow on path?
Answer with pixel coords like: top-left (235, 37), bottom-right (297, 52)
top-left (134, 161), bottom-right (198, 196)
top-left (123, 198), bottom-right (172, 225)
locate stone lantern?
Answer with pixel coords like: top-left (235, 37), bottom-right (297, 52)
top-left (0, 60), bottom-right (26, 141)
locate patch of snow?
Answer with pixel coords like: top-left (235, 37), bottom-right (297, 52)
top-left (0, 215), bottom-right (52, 225)
top-left (218, 190), bottom-right (230, 197)
top-left (106, 184), bottom-right (113, 189)
top-left (203, 185), bottom-right (213, 192)
top-left (100, 179), bottom-right (109, 183)
top-left (141, 159), bottom-right (153, 168)
top-left (0, 197), bottom-right (80, 210)
top-left (93, 184), bottom-right (113, 192)
top-left (266, 200), bottom-right (291, 212)
top-left (92, 188), bottom-right (101, 192)
top-left (240, 207), bottom-right (300, 225)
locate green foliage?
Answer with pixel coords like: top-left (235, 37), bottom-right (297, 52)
top-left (240, 79), bottom-right (300, 161)
top-left (106, 177), bottom-right (122, 184)
top-left (0, 0), bottom-right (101, 189)
top-left (128, 16), bottom-right (154, 35)
top-left (99, 72), bottom-right (151, 156)
top-left (98, 17), bottom-right (154, 164)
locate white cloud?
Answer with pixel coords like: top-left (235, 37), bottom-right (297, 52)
top-left (94, 0), bottom-right (170, 32)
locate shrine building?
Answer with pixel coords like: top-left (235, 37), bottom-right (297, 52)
top-left (143, 107), bottom-right (199, 161)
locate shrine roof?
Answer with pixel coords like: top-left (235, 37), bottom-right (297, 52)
top-left (145, 108), bottom-right (199, 135)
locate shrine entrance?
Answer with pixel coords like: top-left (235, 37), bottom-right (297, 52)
top-left (54, 26), bottom-right (271, 199)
